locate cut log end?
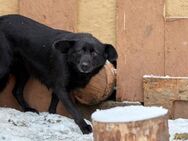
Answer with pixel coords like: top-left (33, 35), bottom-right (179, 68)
top-left (92, 106), bottom-right (169, 141)
top-left (73, 62), bottom-right (116, 105)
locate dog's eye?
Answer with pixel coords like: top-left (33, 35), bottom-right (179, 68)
top-left (90, 48), bottom-right (94, 52)
top-left (83, 47), bottom-right (87, 52)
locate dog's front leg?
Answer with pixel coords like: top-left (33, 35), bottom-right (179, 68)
top-left (54, 88), bottom-right (92, 134)
top-left (48, 92), bottom-right (59, 114)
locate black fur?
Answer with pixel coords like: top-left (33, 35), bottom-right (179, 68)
top-left (0, 14), bottom-right (118, 134)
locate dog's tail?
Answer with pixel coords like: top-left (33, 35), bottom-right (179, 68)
top-left (0, 72), bottom-right (9, 92)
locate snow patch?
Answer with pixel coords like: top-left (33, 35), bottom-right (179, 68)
top-left (0, 107), bottom-right (187, 141)
top-left (92, 106), bottom-right (168, 122)
top-left (0, 108), bottom-right (92, 141)
top-left (169, 118), bottom-right (188, 141)
top-left (143, 74), bottom-right (188, 79)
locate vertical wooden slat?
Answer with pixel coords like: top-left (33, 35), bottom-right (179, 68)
top-left (165, 0), bottom-right (188, 17)
top-left (165, 19), bottom-right (188, 76)
top-left (78, 0), bottom-right (116, 46)
top-left (0, 0), bottom-right (18, 15)
top-left (19, 0), bottom-right (77, 31)
top-left (116, 0), bottom-right (165, 101)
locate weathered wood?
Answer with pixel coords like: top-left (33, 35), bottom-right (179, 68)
top-left (144, 76), bottom-right (188, 118)
top-left (92, 109), bottom-right (169, 141)
top-left (24, 79), bottom-right (70, 116)
top-left (165, 19), bottom-right (188, 76)
top-left (116, 0), bottom-right (165, 102)
top-left (78, 0), bottom-right (116, 46)
top-left (19, 0), bottom-right (77, 31)
top-left (165, 0), bottom-right (188, 17)
top-left (0, 0), bottom-right (18, 16)
top-left (0, 76), bottom-right (19, 110)
top-left (73, 62), bottom-right (116, 105)
top-left (0, 76), bottom-right (70, 116)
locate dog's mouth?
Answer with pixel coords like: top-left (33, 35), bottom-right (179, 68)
top-left (78, 68), bottom-right (92, 73)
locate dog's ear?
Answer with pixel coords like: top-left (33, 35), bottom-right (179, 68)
top-left (53, 40), bottom-right (76, 53)
top-left (105, 44), bottom-right (118, 62)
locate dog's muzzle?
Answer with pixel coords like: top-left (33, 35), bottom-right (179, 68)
top-left (78, 62), bottom-right (92, 73)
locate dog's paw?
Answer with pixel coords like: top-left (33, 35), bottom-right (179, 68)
top-left (24, 107), bottom-right (39, 114)
top-left (76, 120), bottom-right (92, 134)
top-left (81, 124), bottom-right (92, 134)
top-left (48, 108), bottom-right (56, 114)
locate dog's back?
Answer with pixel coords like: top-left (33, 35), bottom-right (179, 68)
top-left (0, 15), bottom-right (60, 90)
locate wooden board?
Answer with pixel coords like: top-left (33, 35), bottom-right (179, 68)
top-left (19, 0), bottom-right (77, 31)
top-left (144, 76), bottom-right (188, 119)
top-left (78, 0), bottom-right (116, 46)
top-left (165, 0), bottom-right (188, 17)
top-left (116, 0), bottom-right (165, 101)
top-left (165, 19), bottom-right (188, 76)
top-left (0, 77), bottom-right (70, 116)
top-left (0, 0), bottom-right (18, 15)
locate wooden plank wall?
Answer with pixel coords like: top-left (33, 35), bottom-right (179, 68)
top-left (2, 0), bottom-right (188, 105)
top-left (117, 0), bottom-right (188, 102)
top-left (165, 19), bottom-right (188, 76)
top-left (19, 0), bottom-right (77, 31)
top-left (116, 0), bottom-right (165, 101)
top-left (0, 0), bottom-right (18, 15)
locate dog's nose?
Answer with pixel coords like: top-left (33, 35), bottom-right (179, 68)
top-left (81, 62), bottom-right (89, 71)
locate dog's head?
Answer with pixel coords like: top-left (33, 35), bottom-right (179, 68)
top-left (53, 33), bottom-right (117, 73)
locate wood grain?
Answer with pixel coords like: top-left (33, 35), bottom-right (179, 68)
top-left (93, 113), bottom-right (169, 141)
top-left (0, 0), bottom-right (18, 15)
top-left (165, 19), bottom-right (188, 76)
top-left (165, 0), bottom-right (188, 17)
top-left (144, 76), bottom-right (188, 118)
top-left (19, 0), bottom-right (77, 31)
top-left (116, 0), bottom-right (165, 101)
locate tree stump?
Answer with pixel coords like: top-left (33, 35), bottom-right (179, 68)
top-left (92, 106), bottom-right (169, 141)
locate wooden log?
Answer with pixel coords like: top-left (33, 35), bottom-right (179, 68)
top-left (73, 61), bottom-right (116, 105)
top-left (92, 106), bottom-right (169, 141)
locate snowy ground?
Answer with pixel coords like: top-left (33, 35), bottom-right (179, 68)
top-left (0, 107), bottom-right (187, 141)
top-left (0, 108), bottom-right (92, 141)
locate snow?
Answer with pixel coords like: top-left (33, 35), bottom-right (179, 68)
top-left (91, 105), bottom-right (168, 122)
top-left (169, 118), bottom-right (188, 141)
top-left (143, 74), bottom-right (188, 79)
top-left (0, 107), bottom-right (187, 141)
top-left (0, 108), bottom-right (92, 141)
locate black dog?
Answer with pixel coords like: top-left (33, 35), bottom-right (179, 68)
top-left (0, 14), bottom-right (117, 134)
